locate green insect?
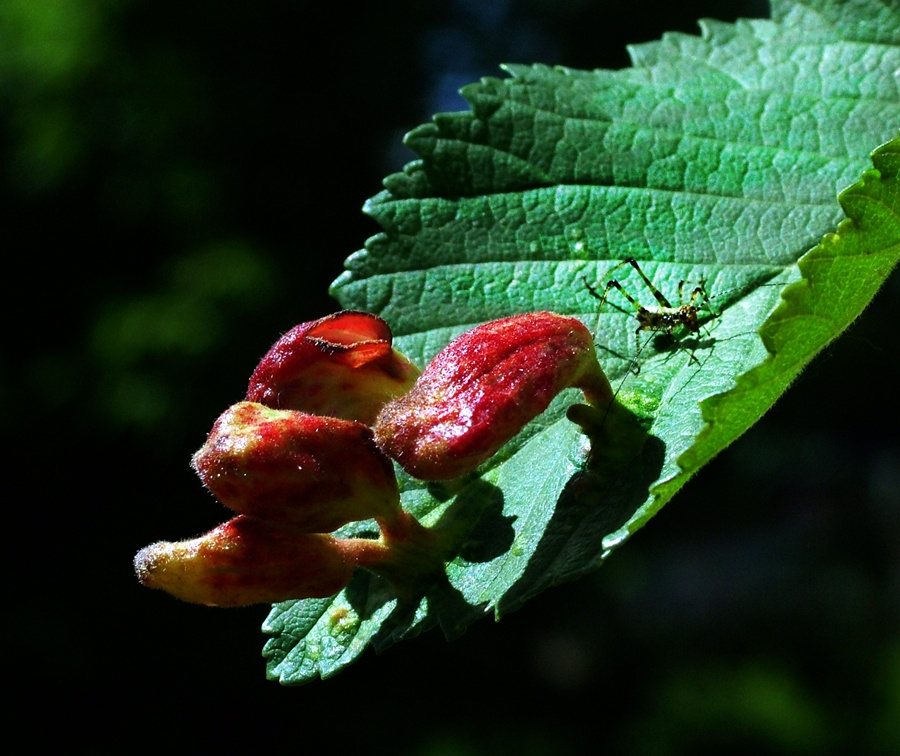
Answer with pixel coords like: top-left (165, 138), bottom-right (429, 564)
top-left (583, 257), bottom-right (715, 337)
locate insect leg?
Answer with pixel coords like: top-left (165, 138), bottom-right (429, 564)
top-left (623, 257), bottom-right (673, 309)
top-left (583, 275), bottom-right (642, 315)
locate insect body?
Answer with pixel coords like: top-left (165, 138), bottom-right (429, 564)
top-left (581, 257), bottom-right (787, 432)
top-left (584, 257), bottom-right (714, 337)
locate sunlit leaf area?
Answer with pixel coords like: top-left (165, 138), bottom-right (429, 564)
top-left (11, 1), bottom-right (898, 752)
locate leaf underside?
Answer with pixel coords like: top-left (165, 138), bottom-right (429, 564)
top-left (264, 0), bottom-right (900, 684)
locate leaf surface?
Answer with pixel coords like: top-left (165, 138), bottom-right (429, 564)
top-left (264, 0), bottom-right (900, 684)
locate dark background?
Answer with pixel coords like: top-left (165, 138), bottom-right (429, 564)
top-left (8, 1), bottom-right (898, 752)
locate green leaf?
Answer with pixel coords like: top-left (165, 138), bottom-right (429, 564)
top-left (264, 0), bottom-right (900, 684)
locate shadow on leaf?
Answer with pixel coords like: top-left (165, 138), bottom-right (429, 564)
top-left (496, 401), bottom-right (663, 615)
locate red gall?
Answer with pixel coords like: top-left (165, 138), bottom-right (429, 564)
top-left (133, 516), bottom-right (361, 607)
top-left (245, 310), bottom-right (419, 425)
top-left (374, 311), bottom-right (612, 480)
top-left (192, 401), bottom-right (402, 533)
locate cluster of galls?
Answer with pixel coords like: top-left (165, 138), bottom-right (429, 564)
top-left (134, 310), bottom-right (613, 607)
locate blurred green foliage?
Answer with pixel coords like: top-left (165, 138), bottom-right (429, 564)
top-left (5, 0), bottom-right (429, 443)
